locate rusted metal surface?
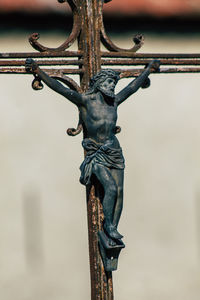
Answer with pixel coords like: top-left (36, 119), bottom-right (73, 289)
top-left (2, 51), bottom-right (200, 59)
top-left (2, 67), bottom-right (200, 77)
top-left (2, 62), bottom-right (200, 79)
top-left (118, 67), bottom-right (200, 79)
top-left (101, 52), bottom-right (200, 58)
top-left (78, 0), bottom-right (102, 89)
top-left (118, 67), bottom-right (200, 77)
top-left (78, 1), bottom-right (114, 299)
top-left (101, 58), bottom-right (200, 65)
top-left (86, 184), bottom-right (114, 300)
top-left (2, 57), bottom-right (200, 65)
top-left (0, 51), bottom-right (81, 58)
top-left (0, 59), bottom-right (81, 66)
top-left (2, 52), bottom-right (200, 78)
top-left (0, 68), bottom-right (83, 74)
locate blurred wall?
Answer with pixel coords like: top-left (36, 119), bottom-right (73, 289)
top-left (1, 0), bottom-right (200, 16)
top-left (0, 32), bottom-right (200, 300)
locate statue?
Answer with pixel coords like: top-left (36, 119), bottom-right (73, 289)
top-left (25, 58), bottom-right (160, 269)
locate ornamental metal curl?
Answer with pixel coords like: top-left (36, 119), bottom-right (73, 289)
top-left (101, 26), bottom-right (144, 53)
top-left (32, 75), bottom-right (44, 90)
top-left (100, 1), bottom-right (144, 53)
top-left (29, 0), bottom-right (81, 52)
top-left (66, 114), bottom-right (83, 136)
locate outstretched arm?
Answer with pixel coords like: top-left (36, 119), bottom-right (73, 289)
top-left (116, 60), bottom-right (160, 106)
top-left (25, 58), bottom-right (84, 107)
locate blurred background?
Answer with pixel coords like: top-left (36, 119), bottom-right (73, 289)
top-left (0, 1), bottom-right (200, 300)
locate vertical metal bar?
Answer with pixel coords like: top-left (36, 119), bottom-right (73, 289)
top-left (78, 0), bottom-right (101, 90)
top-left (78, 0), bottom-right (114, 299)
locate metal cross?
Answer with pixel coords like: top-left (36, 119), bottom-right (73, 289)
top-left (1, 1), bottom-right (200, 299)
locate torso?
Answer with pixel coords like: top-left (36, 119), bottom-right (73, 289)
top-left (80, 92), bottom-right (120, 148)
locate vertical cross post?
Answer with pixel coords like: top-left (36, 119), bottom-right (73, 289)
top-left (78, 0), bottom-right (101, 88)
top-left (78, 1), bottom-right (114, 299)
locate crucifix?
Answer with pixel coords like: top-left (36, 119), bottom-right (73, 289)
top-left (1, 0), bottom-right (200, 299)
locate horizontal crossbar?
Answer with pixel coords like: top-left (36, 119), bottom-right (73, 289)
top-left (120, 67), bottom-right (200, 78)
top-left (101, 52), bottom-right (200, 59)
top-left (0, 59), bottom-right (82, 66)
top-left (0, 51), bottom-right (81, 59)
top-left (1, 51), bottom-right (200, 60)
top-left (1, 67), bottom-right (200, 77)
top-left (102, 58), bottom-right (200, 66)
top-left (1, 58), bottom-right (200, 67)
top-left (1, 51), bottom-right (200, 76)
top-left (0, 68), bottom-right (83, 75)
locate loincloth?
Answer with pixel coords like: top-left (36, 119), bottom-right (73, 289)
top-left (80, 138), bottom-right (125, 186)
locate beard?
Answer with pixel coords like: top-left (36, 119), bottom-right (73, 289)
top-left (98, 86), bottom-right (115, 99)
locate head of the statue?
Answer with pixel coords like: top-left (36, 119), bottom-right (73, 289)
top-left (89, 69), bottom-right (120, 99)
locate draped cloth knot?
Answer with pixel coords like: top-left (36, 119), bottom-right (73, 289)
top-left (80, 138), bottom-right (125, 186)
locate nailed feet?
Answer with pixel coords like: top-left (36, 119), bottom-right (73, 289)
top-left (104, 223), bottom-right (123, 241)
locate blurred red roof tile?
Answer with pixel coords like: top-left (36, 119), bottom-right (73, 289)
top-left (105, 0), bottom-right (200, 16)
top-left (0, 0), bottom-right (64, 12)
top-left (1, 0), bottom-right (200, 16)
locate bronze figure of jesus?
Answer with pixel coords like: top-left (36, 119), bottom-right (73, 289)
top-left (25, 58), bottom-right (160, 248)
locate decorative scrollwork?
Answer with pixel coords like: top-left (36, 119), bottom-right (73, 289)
top-left (100, 1), bottom-right (144, 52)
top-left (101, 27), bottom-right (144, 53)
top-left (67, 120), bottom-right (83, 136)
top-left (32, 75), bottom-right (44, 90)
top-left (29, 0), bottom-right (81, 52)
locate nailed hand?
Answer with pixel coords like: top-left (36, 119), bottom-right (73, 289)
top-left (149, 59), bottom-right (160, 71)
top-left (25, 58), bottom-right (38, 73)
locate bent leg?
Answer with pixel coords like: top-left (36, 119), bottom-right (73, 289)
top-left (93, 164), bottom-right (123, 240)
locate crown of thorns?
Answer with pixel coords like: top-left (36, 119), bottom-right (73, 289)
top-left (89, 69), bottom-right (120, 88)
